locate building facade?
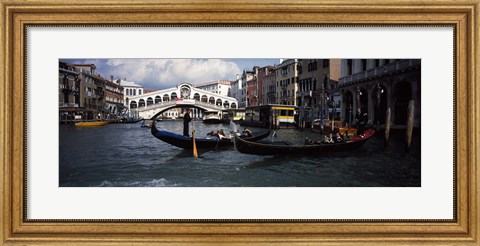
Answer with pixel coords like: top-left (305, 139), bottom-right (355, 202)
top-left (297, 59), bottom-right (342, 121)
top-left (255, 65), bottom-right (275, 106)
top-left (59, 62), bottom-right (81, 121)
top-left (246, 67), bottom-right (259, 107)
top-left (275, 59), bottom-right (298, 106)
top-left (338, 59), bottom-right (421, 128)
top-left (105, 76), bottom-right (125, 120)
top-left (74, 64), bottom-right (107, 120)
top-left (263, 69), bottom-right (277, 105)
top-left (232, 69), bottom-right (255, 108)
top-left (194, 80), bottom-right (233, 97)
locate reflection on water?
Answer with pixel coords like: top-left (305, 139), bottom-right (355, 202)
top-left (59, 120), bottom-right (420, 187)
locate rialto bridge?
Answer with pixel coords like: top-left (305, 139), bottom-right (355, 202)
top-left (125, 83), bottom-right (238, 119)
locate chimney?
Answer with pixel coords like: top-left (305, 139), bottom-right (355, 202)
top-left (116, 79), bottom-right (121, 85)
top-left (110, 75), bottom-right (114, 82)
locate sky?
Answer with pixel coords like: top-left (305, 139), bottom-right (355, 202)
top-left (61, 58), bottom-right (279, 90)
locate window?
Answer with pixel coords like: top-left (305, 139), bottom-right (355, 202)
top-left (347, 59), bottom-right (353, 75)
top-left (323, 59), bottom-right (330, 68)
top-left (308, 60), bottom-right (318, 71)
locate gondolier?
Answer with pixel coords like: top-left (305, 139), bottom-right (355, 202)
top-left (183, 108), bottom-right (192, 136)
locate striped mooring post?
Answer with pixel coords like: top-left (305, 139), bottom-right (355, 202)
top-left (384, 107), bottom-right (391, 146)
top-left (405, 100), bottom-right (415, 152)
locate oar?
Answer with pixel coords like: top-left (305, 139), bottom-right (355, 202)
top-left (192, 120), bottom-right (198, 158)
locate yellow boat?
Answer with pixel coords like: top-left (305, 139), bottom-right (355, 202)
top-left (74, 121), bottom-right (108, 127)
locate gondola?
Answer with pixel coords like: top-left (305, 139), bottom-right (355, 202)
top-left (151, 122), bottom-right (271, 149)
top-left (233, 129), bottom-right (375, 156)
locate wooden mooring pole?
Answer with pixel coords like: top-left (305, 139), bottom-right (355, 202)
top-left (384, 107), bottom-right (391, 146)
top-left (405, 100), bottom-right (415, 152)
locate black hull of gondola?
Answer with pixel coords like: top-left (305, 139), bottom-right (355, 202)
top-left (151, 122), bottom-right (271, 149)
top-left (233, 130), bottom-right (375, 156)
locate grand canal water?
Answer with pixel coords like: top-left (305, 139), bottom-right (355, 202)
top-left (59, 120), bottom-right (421, 187)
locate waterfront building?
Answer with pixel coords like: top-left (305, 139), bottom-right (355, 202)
top-left (338, 59), bottom-right (421, 128)
top-left (297, 59), bottom-right (341, 122)
top-left (195, 80), bottom-right (233, 97)
top-left (230, 76), bottom-right (241, 108)
top-left (263, 68), bottom-right (277, 105)
top-left (59, 61), bottom-right (82, 121)
top-left (121, 79), bottom-right (144, 118)
top-left (246, 65), bottom-right (275, 107)
top-left (254, 65), bottom-right (275, 106)
top-left (122, 79), bottom-right (144, 105)
top-left (232, 70), bottom-right (255, 108)
top-left (105, 75), bottom-right (125, 120)
top-left (72, 63), bottom-right (107, 120)
top-left (275, 59), bottom-right (298, 106)
top-left (246, 67), bottom-right (258, 107)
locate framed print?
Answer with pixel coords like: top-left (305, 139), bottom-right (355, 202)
top-left (1, 0), bottom-right (479, 245)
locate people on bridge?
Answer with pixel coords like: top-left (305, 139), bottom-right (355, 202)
top-left (183, 108), bottom-right (192, 137)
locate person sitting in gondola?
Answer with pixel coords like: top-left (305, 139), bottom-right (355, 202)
top-left (305, 137), bottom-right (313, 145)
top-left (323, 133), bottom-right (334, 144)
top-left (206, 131), bottom-right (216, 140)
top-left (242, 127), bottom-right (252, 137)
top-left (218, 129), bottom-right (228, 140)
top-left (334, 132), bottom-right (344, 143)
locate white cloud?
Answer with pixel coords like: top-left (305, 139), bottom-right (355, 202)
top-left (100, 59), bottom-right (241, 89)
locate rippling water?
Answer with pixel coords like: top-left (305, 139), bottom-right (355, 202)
top-left (59, 120), bottom-right (421, 187)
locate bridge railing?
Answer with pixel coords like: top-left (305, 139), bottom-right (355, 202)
top-left (135, 99), bottom-right (228, 112)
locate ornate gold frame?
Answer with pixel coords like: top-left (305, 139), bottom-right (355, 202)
top-left (1, 0), bottom-right (478, 245)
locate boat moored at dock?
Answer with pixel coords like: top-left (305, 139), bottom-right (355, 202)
top-left (74, 121), bottom-right (109, 127)
top-left (240, 104), bottom-right (298, 129)
top-left (202, 110), bottom-right (222, 124)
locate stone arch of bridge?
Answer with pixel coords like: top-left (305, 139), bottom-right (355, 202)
top-left (150, 104), bottom-right (211, 120)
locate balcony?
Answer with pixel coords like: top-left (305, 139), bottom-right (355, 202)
top-left (339, 59), bottom-right (420, 85)
top-left (59, 85), bottom-right (79, 93)
top-left (59, 103), bottom-right (79, 108)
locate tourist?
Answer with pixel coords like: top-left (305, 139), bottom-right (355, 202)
top-left (218, 129), bottom-right (227, 140)
top-left (183, 108), bottom-right (192, 136)
top-left (334, 132), bottom-right (343, 143)
top-left (242, 127), bottom-right (252, 137)
top-left (324, 133), bottom-right (334, 144)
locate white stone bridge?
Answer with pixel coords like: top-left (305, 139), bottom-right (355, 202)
top-left (126, 83), bottom-right (238, 119)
